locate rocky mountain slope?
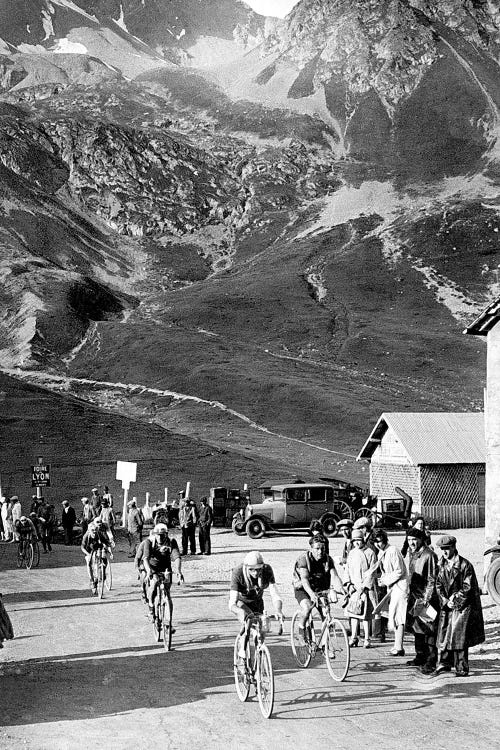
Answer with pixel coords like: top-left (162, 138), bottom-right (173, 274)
top-left (0, 0), bottom-right (499, 501)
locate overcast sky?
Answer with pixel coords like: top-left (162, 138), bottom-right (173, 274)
top-left (244, 0), bottom-right (300, 18)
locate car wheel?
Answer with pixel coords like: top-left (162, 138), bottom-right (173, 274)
top-left (320, 514), bottom-right (339, 538)
top-left (246, 518), bottom-right (265, 539)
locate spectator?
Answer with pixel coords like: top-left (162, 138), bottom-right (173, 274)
top-left (99, 498), bottom-right (116, 539)
top-left (372, 528), bottom-right (409, 657)
top-left (401, 516), bottom-right (432, 558)
top-left (406, 527), bottom-right (439, 673)
top-left (102, 485), bottom-right (113, 508)
top-left (179, 498), bottom-right (197, 556)
top-left (344, 529), bottom-right (377, 648)
top-left (434, 535), bottom-right (485, 677)
top-left (198, 497), bottom-right (213, 555)
top-left (30, 495), bottom-right (40, 515)
top-left (81, 497), bottom-right (95, 536)
top-left (337, 519), bottom-right (354, 564)
top-left (61, 500), bottom-right (77, 545)
top-left (1, 498), bottom-right (13, 542)
top-left (0, 593), bottom-right (14, 649)
top-left (38, 497), bottom-right (55, 553)
top-left (11, 496), bottom-right (22, 527)
top-left (90, 487), bottom-right (102, 514)
top-left (127, 499), bottom-right (144, 557)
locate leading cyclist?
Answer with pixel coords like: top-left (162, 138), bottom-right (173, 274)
top-left (81, 519), bottom-right (112, 594)
top-left (141, 523), bottom-right (183, 623)
top-left (293, 535), bottom-right (344, 643)
top-left (14, 516), bottom-right (38, 557)
top-left (229, 551), bottom-right (283, 657)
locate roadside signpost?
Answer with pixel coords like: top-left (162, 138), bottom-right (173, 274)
top-left (116, 460), bottom-right (137, 527)
top-left (32, 456), bottom-right (50, 500)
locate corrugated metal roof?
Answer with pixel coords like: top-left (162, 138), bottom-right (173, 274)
top-left (464, 297), bottom-right (500, 336)
top-left (357, 412), bottom-right (485, 465)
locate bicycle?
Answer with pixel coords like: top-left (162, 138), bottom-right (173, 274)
top-left (16, 536), bottom-right (40, 570)
top-left (90, 547), bottom-right (110, 598)
top-left (233, 612), bottom-right (282, 719)
top-left (151, 572), bottom-right (173, 652)
top-left (291, 591), bottom-right (350, 681)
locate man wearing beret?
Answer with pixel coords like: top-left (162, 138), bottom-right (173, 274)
top-left (406, 528), bottom-right (439, 674)
top-left (434, 535), bottom-right (485, 677)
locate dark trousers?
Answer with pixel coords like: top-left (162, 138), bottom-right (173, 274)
top-left (64, 527), bottom-right (73, 545)
top-left (415, 633), bottom-right (437, 668)
top-left (440, 647), bottom-right (469, 674)
top-left (199, 525), bottom-right (211, 555)
top-left (41, 529), bottom-right (52, 552)
top-left (182, 525), bottom-right (196, 555)
top-left (128, 530), bottom-right (142, 555)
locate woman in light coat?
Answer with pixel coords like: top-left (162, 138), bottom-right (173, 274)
top-left (1, 498), bottom-right (13, 542)
top-left (373, 528), bottom-right (409, 656)
top-left (344, 529), bottom-right (378, 648)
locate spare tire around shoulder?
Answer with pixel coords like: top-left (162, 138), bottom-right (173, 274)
top-left (486, 557), bottom-right (500, 606)
top-left (320, 513), bottom-right (339, 538)
top-left (246, 517), bottom-right (266, 539)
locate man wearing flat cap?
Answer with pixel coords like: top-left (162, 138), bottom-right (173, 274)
top-left (434, 535), bottom-right (485, 676)
top-left (406, 527), bottom-right (439, 673)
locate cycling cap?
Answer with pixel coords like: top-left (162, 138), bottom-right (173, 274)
top-left (243, 551), bottom-right (264, 568)
top-left (153, 523), bottom-right (169, 534)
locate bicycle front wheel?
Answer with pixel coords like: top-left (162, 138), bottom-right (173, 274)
top-left (98, 561), bottom-right (105, 599)
top-left (233, 636), bottom-right (250, 702)
top-left (324, 617), bottom-right (350, 682)
top-left (105, 562), bottom-right (112, 591)
top-left (257, 645), bottom-right (274, 719)
top-left (291, 611), bottom-right (312, 668)
top-left (162, 599), bottom-right (172, 652)
top-left (25, 542), bottom-right (35, 570)
top-left (32, 542), bottom-right (40, 568)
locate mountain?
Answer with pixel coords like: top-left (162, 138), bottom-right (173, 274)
top-left (0, 0), bottom-right (498, 502)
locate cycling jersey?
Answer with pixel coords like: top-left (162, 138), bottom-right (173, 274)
top-left (15, 519), bottom-right (37, 538)
top-left (230, 563), bottom-right (275, 614)
top-left (81, 530), bottom-right (109, 554)
top-left (143, 537), bottom-right (180, 574)
top-left (293, 551), bottom-right (335, 592)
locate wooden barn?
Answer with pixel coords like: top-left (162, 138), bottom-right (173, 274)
top-left (357, 412), bottom-right (485, 528)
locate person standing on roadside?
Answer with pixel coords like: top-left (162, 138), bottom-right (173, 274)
top-left (127, 499), bottom-right (144, 557)
top-left (61, 500), bottom-right (77, 545)
top-left (198, 497), bottom-right (213, 555)
top-left (81, 497), bottom-right (95, 536)
top-left (102, 485), bottom-right (113, 508)
top-left (91, 487), bottom-right (102, 515)
top-left (38, 497), bottom-right (54, 553)
top-left (372, 529), bottom-right (409, 657)
top-left (406, 527), bottom-right (439, 674)
top-left (1, 498), bottom-right (13, 542)
top-left (434, 535), bottom-right (485, 677)
top-left (99, 498), bottom-right (116, 540)
top-left (179, 498), bottom-right (197, 556)
top-left (11, 496), bottom-right (22, 527)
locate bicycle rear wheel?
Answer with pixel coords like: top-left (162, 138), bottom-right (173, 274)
top-left (105, 562), bottom-right (112, 591)
top-left (257, 645), bottom-right (274, 719)
top-left (162, 598), bottom-right (172, 652)
top-left (25, 542), bottom-right (35, 570)
top-left (291, 611), bottom-right (312, 668)
top-left (324, 617), bottom-right (350, 682)
top-left (233, 636), bottom-right (250, 702)
top-left (32, 542), bottom-right (40, 568)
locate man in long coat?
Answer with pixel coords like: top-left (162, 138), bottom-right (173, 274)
top-left (406, 527), bottom-right (439, 673)
top-left (435, 535), bottom-right (485, 677)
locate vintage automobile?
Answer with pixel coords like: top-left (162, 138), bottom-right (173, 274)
top-left (232, 482), bottom-right (351, 539)
top-left (353, 487), bottom-right (413, 529)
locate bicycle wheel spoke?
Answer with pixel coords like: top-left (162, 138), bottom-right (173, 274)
top-left (324, 618), bottom-right (350, 682)
top-left (257, 645), bottom-right (274, 719)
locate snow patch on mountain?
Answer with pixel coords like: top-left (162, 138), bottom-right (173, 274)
top-left (52, 38), bottom-right (88, 54)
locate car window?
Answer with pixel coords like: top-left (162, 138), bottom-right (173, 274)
top-left (286, 487), bottom-right (307, 502)
top-left (309, 487), bottom-right (327, 502)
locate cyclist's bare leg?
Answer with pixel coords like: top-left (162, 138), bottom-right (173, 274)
top-left (230, 603), bottom-right (254, 657)
top-left (86, 556), bottom-right (96, 590)
top-left (298, 598), bottom-right (314, 630)
top-left (147, 573), bottom-right (160, 611)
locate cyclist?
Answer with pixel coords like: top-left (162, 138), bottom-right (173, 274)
top-left (14, 516), bottom-right (37, 557)
top-left (81, 520), bottom-right (112, 594)
top-left (293, 535), bottom-right (344, 644)
top-left (142, 523), bottom-right (183, 622)
top-left (229, 550), bottom-right (283, 658)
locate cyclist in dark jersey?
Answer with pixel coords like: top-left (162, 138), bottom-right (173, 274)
top-left (142, 523), bottom-right (183, 618)
top-left (293, 536), bottom-right (344, 642)
top-left (229, 551), bottom-right (283, 657)
top-left (81, 520), bottom-right (112, 594)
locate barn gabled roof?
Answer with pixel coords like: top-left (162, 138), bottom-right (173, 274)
top-left (464, 297), bottom-right (500, 336)
top-left (357, 412), bottom-right (485, 465)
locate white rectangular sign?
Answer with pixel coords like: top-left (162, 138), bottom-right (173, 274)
top-left (116, 460), bottom-right (137, 484)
